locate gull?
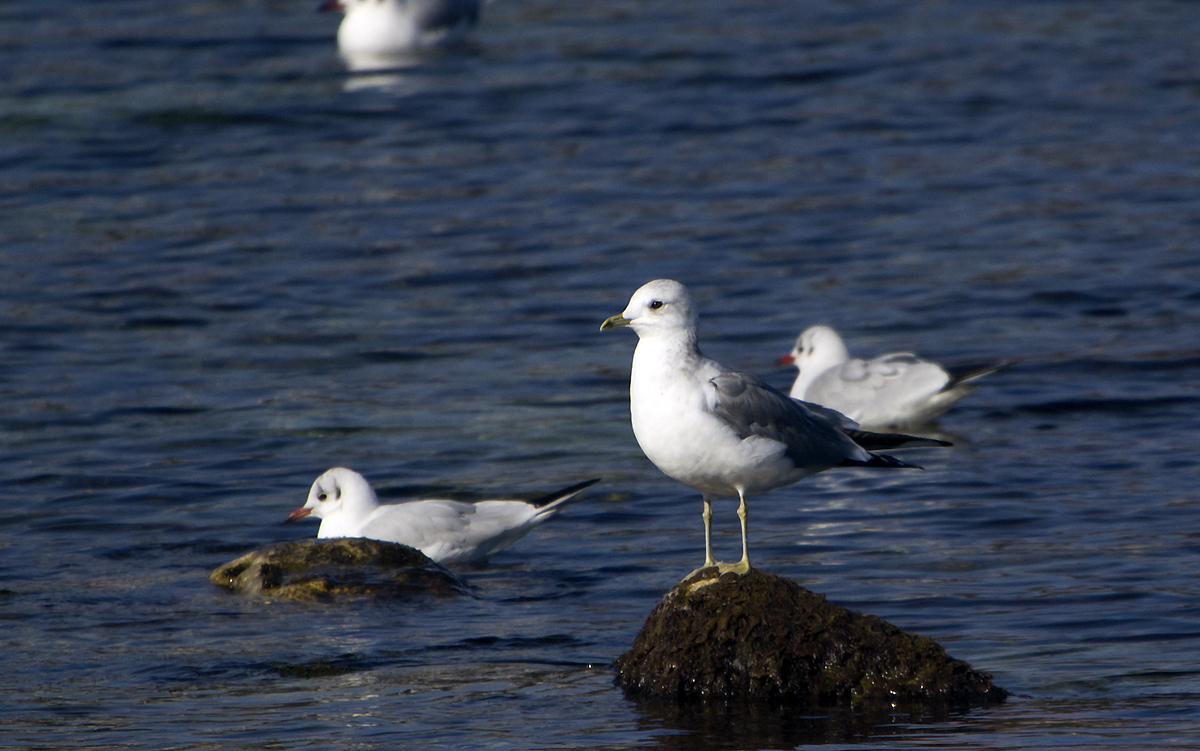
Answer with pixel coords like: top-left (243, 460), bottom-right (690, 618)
top-left (286, 468), bottom-right (600, 565)
top-left (779, 325), bottom-right (1001, 429)
top-left (601, 279), bottom-right (947, 577)
top-left (319, 0), bottom-right (480, 69)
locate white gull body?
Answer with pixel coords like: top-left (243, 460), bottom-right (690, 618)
top-left (601, 280), bottom-right (946, 575)
top-left (321, 0), bottom-right (480, 69)
top-left (781, 325), bottom-right (997, 429)
top-left (286, 468), bottom-right (599, 565)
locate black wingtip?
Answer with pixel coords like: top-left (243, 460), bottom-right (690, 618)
top-left (841, 453), bottom-right (923, 470)
top-left (946, 358), bottom-right (1014, 387)
top-left (529, 477), bottom-right (602, 507)
top-left (845, 428), bottom-right (951, 451)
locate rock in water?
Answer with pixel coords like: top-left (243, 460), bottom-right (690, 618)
top-left (615, 568), bottom-right (1006, 710)
top-left (209, 538), bottom-right (467, 602)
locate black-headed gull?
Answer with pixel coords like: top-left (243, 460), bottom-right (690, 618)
top-left (779, 325), bottom-right (1000, 429)
top-left (320, 0), bottom-right (480, 68)
top-left (286, 468), bottom-right (600, 565)
top-left (601, 280), bottom-right (948, 577)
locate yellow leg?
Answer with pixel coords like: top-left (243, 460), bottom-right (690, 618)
top-left (725, 490), bottom-right (751, 575)
top-left (683, 495), bottom-right (719, 581)
top-left (702, 495), bottom-right (715, 568)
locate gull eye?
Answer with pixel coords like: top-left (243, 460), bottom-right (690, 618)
top-left (648, 300), bottom-right (664, 310)
top-left (317, 493), bottom-right (328, 502)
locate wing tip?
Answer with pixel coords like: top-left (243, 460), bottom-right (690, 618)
top-left (946, 358), bottom-right (1013, 387)
top-left (841, 454), bottom-right (924, 470)
top-left (530, 477), bottom-right (602, 508)
top-left (845, 428), bottom-right (952, 450)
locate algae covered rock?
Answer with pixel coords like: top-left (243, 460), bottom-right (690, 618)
top-left (210, 538), bottom-right (467, 602)
top-left (615, 568), bottom-right (1006, 710)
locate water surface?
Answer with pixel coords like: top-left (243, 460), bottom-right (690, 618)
top-left (2, 0), bottom-right (1200, 748)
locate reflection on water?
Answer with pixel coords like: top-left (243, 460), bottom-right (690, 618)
top-left (343, 66), bottom-right (415, 91)
top-left (628, 696), bottom-right (976, 749)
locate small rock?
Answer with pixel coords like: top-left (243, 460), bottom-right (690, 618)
top-left (615, 568), bottom-right (1006, 710)
top-left (209, 538), bottom-right (468, 602)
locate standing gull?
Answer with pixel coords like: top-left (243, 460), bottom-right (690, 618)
top-left (601, 280), bottom-right (947, 576)
top-left (286, 468), bottom-right (599, 565)
top-left (779, 325), bottom-right (1000, 429)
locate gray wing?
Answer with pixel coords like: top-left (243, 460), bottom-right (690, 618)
top-left (791, 398), bottom-right (860, 430)
top-left (707, 371), bottom-right (870, 469)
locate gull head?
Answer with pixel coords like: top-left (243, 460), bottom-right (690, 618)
top-left (285, 467), bottom-right (379, 525)
top-left (778, 324), bottom-right (850, 372)
top-left (600, 279), bottom-right (698, 339)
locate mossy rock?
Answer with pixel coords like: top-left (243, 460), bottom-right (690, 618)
top-left (209, 538), bottom-right (468, 602)
top-left (615, 568), bottom-right (1006, 711)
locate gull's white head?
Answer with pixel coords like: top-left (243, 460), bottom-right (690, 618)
top-left (600, 279), bottom-right (698, 341)
top-left (780, 324), bottom-right (850, 373)
top-left (285, 467), bottom-right (379, 530)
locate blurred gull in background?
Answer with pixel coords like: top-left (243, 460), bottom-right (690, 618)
top-left (320, 0), bottom-right (481, 70)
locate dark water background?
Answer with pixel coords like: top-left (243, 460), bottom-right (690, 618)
top-left (3, 0), bottom-right (1200, 748)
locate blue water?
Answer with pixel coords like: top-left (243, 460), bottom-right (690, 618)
top-left (3, 0), bottom-right (1200, 747)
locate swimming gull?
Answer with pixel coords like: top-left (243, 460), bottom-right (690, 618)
top-left (286, 468), bottom-right (600, 565)
top-left (601, 279), bottom-right (948, 576)
top-left (320, 0), bottom-right (480, 68)
top-left (779, 325), bottom-right (1001, 429)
